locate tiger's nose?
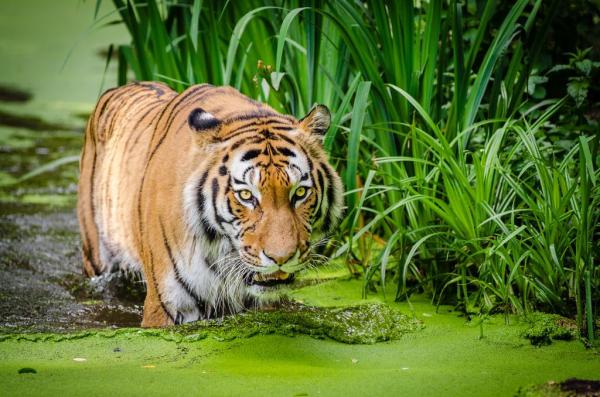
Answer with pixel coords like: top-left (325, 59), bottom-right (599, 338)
top-left (263, 250), bottom-right (296, 266)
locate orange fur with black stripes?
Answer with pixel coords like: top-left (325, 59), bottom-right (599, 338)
top-left (77, 82), bottom-right (343, 327)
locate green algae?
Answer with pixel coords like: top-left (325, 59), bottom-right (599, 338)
top-left (0, 172), bottom-right (18, 187)
top-left (0, 109), bottom-right (76, 131)
top-left (182, 303), bottom-right (422, 344)
top-left (0, 193), bottom-right (76, 207)
top-left (0, 124), bottom-right (81, 212)
top-left (522, 312), bottom-right (579, 346)
top-left (0, 1), bottom-right (127, 106)
top-left (0, 116), bottom-right (79, 209)
top-left (0, 303), bottom-right (422, 345)
top-left (1, 300), bottom-right (599, 397)
top-left (0, 274), bottom-right (598, 397)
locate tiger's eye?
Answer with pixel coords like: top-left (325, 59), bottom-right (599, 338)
top-left (295, 186), bottom-right (307, 198)
top-left (239, 190), bottom-right (253, 201)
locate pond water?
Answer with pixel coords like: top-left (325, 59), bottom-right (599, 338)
top-left (0, 0), bottom-right (139, 331)
top-left (0, 1), bottom-right (599, 396)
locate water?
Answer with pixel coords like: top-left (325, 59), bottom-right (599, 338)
top-left (0, 0), bottom-right (138, 331)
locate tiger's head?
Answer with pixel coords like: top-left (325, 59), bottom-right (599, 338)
top-left (184, 103), bottom-right (343, 298)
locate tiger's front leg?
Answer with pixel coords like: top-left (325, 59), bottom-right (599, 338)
top-left (141, 287), bottom-right (174, 327)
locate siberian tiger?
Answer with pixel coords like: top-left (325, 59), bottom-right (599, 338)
top-left (77, 81), bottom-right (343, 327)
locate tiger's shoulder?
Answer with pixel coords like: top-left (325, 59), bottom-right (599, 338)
top-left (89, 81), bottom-right (177, 143)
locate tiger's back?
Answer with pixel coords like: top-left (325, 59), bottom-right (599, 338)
top-left (78, 82), bottom-right (176, 276)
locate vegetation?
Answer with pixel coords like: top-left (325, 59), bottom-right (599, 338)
top-left (521, 312), bottom-right (578, 346)
top-left (96, 0), bottom-right (599, 340)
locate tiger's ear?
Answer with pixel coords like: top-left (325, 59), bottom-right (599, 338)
top-left (299, 105), bottom-right (330, 139)
top-left (188, 108), bottom-right (221, 134)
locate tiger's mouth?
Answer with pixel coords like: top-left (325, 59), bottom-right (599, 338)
top-left (245, 270), bottom-right (296, 287)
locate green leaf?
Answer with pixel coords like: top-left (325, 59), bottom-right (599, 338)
top-left (579, 136), bottom-right (596, 186)
top-left (567, 78), bottom-right (589, 107)
top-left (547, 64), bottom-right (571, 73)
top-left (345, 81), bottom-right (371, 209)
top-left (462, 0), bottom-right (528, 130)
top-left (94, 0), bottom-right (103, 20)
top-left (527, 75), bottom-right (548, 96)
top-left (190, 0), bottom-right (203, 51)
top-left (275, 7), bottom-right (310, 73)
top-left (324, 73), bottom-right (361, 152)
top-left (18, 156), bottom-right (80, 182)
top-left (575, 59), bottom-right (592, 76)
top-left (223, 6), bottom-right (277, 85)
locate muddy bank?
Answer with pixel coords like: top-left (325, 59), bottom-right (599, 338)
top-left (517, 378), bottom-right (600, 396)
top-left (0, 209), bottom-right (144, 332)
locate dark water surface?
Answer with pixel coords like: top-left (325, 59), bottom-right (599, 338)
top-left (0, 207), bottom-right (144, 332)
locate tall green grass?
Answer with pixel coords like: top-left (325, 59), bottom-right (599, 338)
top-left (100, 0), bottom-right (598, 337)
top-left (354, 92), bottom-right (598, 329)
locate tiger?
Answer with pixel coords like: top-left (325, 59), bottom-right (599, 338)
top-left (77, 81), bottom-right (344, 327)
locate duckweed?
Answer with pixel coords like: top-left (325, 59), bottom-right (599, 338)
top-left (522, 312), bottom-right (578, 346)
top-left (0, 303), bottom-right (422, 345)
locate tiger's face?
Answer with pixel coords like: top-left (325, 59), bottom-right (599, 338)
top-left (185, 105), bottom-right (343, 295)
top-left (227, 139), bottom-right (316, 277)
